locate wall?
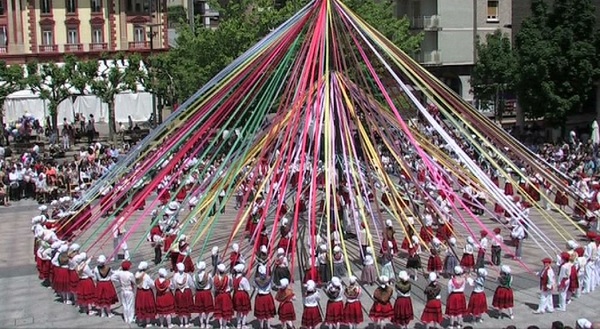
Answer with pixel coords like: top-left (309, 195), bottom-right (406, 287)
top-left (437, 0), bottom-right (475, 65)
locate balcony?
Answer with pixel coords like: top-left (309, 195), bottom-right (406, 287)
top-left (414, 50), bottom-right (442, 65)
top-left (128, 41), bottom-right (149, 49)
top-left (0, 46), bottom-right (6, 54)
top-left (64, 43), bottom-right (83, 52)
top-left (38, 44), bottom-right (59, 53)
top-left (89, 42), bottom-right (108, 51)
top-left (411, 15), bottom-right (441, 31)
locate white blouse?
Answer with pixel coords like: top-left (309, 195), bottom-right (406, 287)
top-left (235, 275), bottom-right (251, 291)
top-left (304, 291), bottom-right (320, 307)
top-left (136, 272), bottom-right (155, 289)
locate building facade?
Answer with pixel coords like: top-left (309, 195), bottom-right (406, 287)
top-left (0, 0), bottom-right (168, 64)
top-left (396, 0), bottom-right (511, 102)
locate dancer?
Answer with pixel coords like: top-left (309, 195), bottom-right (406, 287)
top-left (557, 252), bottom-right (572, 311)
top-left (406, 235), bottom-right (422, 280)
top-left (492, 265), bottom-right (514, 319)
top-left (331, 246), bottom-right (346, 278)
top-left (325, 276), bottom-right (344, 329)
top-left (254, 265), bottom-right (276, 329)
top-left (74, 253), bottom-right (95, 316)
top-left (213, 263), bottom-right (234, 329)
top-left (491, 227), bottom-right (502, 266)
top-left (443, 237), bottom-right (459, 277)
top-left (467, 268), bottom-right (488, 323)
top-left (193, 261), bottom-right (214, 329)
top-left (113, 260), bottom-right (136, 324)
top-left (361, 247), bottom-right (376, 285)
top-left (460, 236), bottom-right (475, 273)
top-left (51, 244), bottom-right (71, 304)
top-left (421, 272), bottom-right (443, 329)
top-left (392, 271), bottom-right (414, 329)
top-left (302, 280), bottom-right (322, 329)
top-left (427, 238), bottom-right (443, 275)
top-left (369, 275), bottom-right (394, 329)
top-left (534, 258), bottom-right (555, 314)
top-left (275, 278), bottom-right (296, 329)
top-left (155, 268), bottom-right (176, 328)
top-left (93, 255), bottom-right (118, 317)
top-left (476, 230), bottom-right (488, 269)
top-left (173, 262), bottom-right (194, 327)
top-left (135, 261), bottom-right (157, 327)
top-left (232, 264), bottom-right (252, 329)
top-left (343, 276), bottom-right (363, 329)
top-left (446, 266), bottom-right (467, 329)
top-left (380, 241), bottom-right (395, 279)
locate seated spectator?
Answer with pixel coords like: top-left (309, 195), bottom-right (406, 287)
top-left (0, 182), bottom-right (8, 205)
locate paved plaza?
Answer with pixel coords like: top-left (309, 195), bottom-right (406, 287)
top-left (1, 195), bottom-right (600, 328)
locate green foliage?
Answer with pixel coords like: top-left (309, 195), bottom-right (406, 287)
top-left (168, 5), bottom-right (188, 26)
top-left (471, 30), bottom-right (517, 119)
top-left (0, 61), bottom-right (25, 144)
top-left (514, 0), bottom-right (599, 126)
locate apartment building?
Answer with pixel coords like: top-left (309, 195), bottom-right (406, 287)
top-left (396, 0), bottom-right (511, 102)
top-left (0, 0), bottom-right (168, 64)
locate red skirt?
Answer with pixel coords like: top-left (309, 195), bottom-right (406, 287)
top-left (53, 267), bottom-right (70, 293)
top-left (445, 292), bottom-right (467, 316)
top-left (254, 293), bottom-right (276, 320)
top-left (156, 291), bottom-right (176, 315)
top-left (492, 286), bottom-right (513, 309)
top-left (369, 301), bottom-right (393, 320)
top-left (174, 288), bottom-right (194, 316)
top-left (494, 203), bottom-right (504, 214)
top-left (325, 300), bottom-right (344, 323)
top-left (400, 238), bottom-right (410, 250)
top-left (233, 290), bottom-right (252, 314)
top-left (214, 292), bottom-right (234, 320)
top-left (460, 254), bottom-right (475, 268)
top-left (68, 269), bottom-right (79, 293)
top-left (504, 184), bottom-right (514, 196)
top-left (421, 299), bottom-right (442, 324)
top-left (569, 274), bottom-right (580, 292)
top-left (427, 255), bottom-right (442, 272)
top-left (135, 288), bottom-right (157, 319)
top-left (177, 254), bottom-right (195, 273)
top-left (40, 259), bottom-right (51, 280)
top-left (77, 278), bottom-right (96, 306)
top-left (194, 290), bottom-right (215, 313)
top-left (344, 301), bottom-right (363, 324)
top-left (278, 300), bottom-right (296, 321)
top-left (468, 291), bottom-right (488, 316)
top-left (555, 192), bottom-right (568, 206)
top-left (392, 296), bottom-right (414, 325)
top-left (96, 280), bottom-right (118, 307)
top-left (302, 306), bottom-right (322, 327)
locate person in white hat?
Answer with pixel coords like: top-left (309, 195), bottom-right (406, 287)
top-left (154, 268), bottom-right (175, 328)
top-left (384, 220), bottom-right (398, 254)
top-left (492, 265), bottom-right (514, 319)
top-left (343, 276), bottom-right (363, 329)
top-left (392, 271), bottom-right (413, 329)
top-left (446, 266), bottom-right (467, 328)
top-left (176, 237), bottom-right (195, 273)
top-left (211, 246), bottom-right (220, 276)
top-left (467, 268), bottom-right (488, 323)
top-left (213, 263), bottom-right (234, 328)
top-left (193, 261), bottom-right (214, 329)
top-left (331, 245), bottom-right (346, 278)
top-left (149, 223), bottom-right (164, 265)
top-left (229, 243), bottom-right (244, 272)
top-left (273, 247), bottom-right (291, 287)
top-left (361, 246), bottom-right (376, 285)
top-left (442, 237), bottom-right (459, 277)
top-left (420, 272), bottom-right (442, 328)
top-left (254, 265), bottom-right (275, 328)
top-left (112, 216), bottom-right (130, 261)
top-left (406, 235), bottom-right (422, 281)
top-left (301, 280), bottom-right (321, 329)
top-left (460, 236), bottom-right (476, 273)
top-left (369, 275), bottom-right (393, 328)
top-left (576, 318), bottom-right (595, 329)
top-left (74, 253), bottom-right (95, 315)
top-left (173, 262), bottom-right (194, 327)
top-left (318, 244), bottom-right (331, 284)
top-left (93, 255), bottom-right (118, 317)
top-left (134, 261), bottom-right (156, 327)
top-left (381, 241), bottom-right (395, 281)
top-left (256, 245), bottom-right (269, 270)
top-left (427, 237), bottom-right (443, 275)
top-left (419, 214), bottom-right (435, 245)
top-left (274, 278), bottom-right (296, 329)
top-left (324, 276), bottom-right (344, 329)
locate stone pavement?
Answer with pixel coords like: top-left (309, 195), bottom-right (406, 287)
top-left (1, 196), bottom-right (600, 329)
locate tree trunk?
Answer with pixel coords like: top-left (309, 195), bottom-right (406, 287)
top-left (0, 101), bottom-right (5, 146)
top-left (108, 100), bottom-right (116, 142)
top-left (49, 101), bottom-right (59, 135)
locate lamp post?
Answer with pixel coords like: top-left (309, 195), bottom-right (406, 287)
top-left (146, 24), bottom-right (161, 127)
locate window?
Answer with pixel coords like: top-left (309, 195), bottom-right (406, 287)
top-left (41, 29), bottom-right (53, 45)
top-left (134, 26), bottom-right (145, 42)
top-left (487, 0), bottom-right (499, 22)
top-left (0, 0), bottom-right (5, 15)
top-left (92, 28), bottom-right (103, 43)
top-left (0, 26), bottom-right (7, 46)
top-left (67, 28), bottom-right (78, 44)
top-left (127, 0), bottom-right (150, 13)
top-left (41, 0), bottom-right (51, 14)
top-left (91, 0), bottom-right (101, 13)
top-left (66, 0), bottom-right (76, 13)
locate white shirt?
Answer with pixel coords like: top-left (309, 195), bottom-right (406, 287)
top-left (479, 237), bottom-right (489, 250)
top-left (79, 264), bottom-right (95, 279)
top-left (112, 269), bottom-right (136, 292)
top-left (94, 266), bottom-right (114, 282)
top-left (304, 291), bottom-right (320, 307)
top-left (235, 275), bottom-right (251, 291)
top-left (255, 277), bottom-right (271, 294)
top-left (135, 271), bottom-right (155, 289)
top-left (492, 234), bottom-right (503, 247)
top-left (464, 244), bottom-right (474, 255)
top-left (448, 278), bottom-right (466, 294)
top-left (364, 254), bottom-right (374, 266)
top-left (195, 271), bottom-right (212, 290)
top-left (172, 272), bottom-right (193, 291)
top-left (472, 276), bottom-right (485, 293)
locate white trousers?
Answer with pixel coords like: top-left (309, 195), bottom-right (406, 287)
top-left (557, 289), bottom-right (568, 310)
top-left (536, 290), bottom-right (554, 313)
top-left (121, 290), bottom-right (135, 324)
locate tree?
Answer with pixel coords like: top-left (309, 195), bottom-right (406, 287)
top-left (84, 53), bottom-right (143, 141)
top-left (471, 30), bottom-right (517, 121)
top-left (142, 53), bottom-right (177, 123)
top-left (514, 0), bottom-right (599, 127)
top-left (25, 55), bottom-right (82, 133)
top-left (0, 61), bottom-right (25, 145)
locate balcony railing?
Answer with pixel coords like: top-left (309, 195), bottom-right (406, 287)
top-left (38, 44), bottom-right (59, 53)
top-left (411, 15), bottom-right (441, 31)
top-left (89, 42), bottom-right (108, 51)
top-left (413, 50), bottom-right (443, 65)
top-left (0, 46), bottom-right (6, 54)
top-left (64, 43), bottom-right (83, 52)
top-left (128, 41), bottom-right (150, 49)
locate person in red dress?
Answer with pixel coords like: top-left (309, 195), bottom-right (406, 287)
top-left (492, 265), bottom-right (514, 319)
top-left (427, 238), bottom-right (443, 274)
top-left (229, 243), bottom-right (243, 273)
top-left (421, 272), bottom-right (442, 329)
top-left (232, 264), bottom-right (252, 328)
top-left (467, 268), bottom-right (488, 323)
top-left (155, 268), bottom-right (176, 328)
top-left (369, 275), bottom-right (394, 329)
top-left (134, 261), bottom-right (156, 327)
top-left (275, 278), bottom-right (296, 329)
top-left (93, 255), bottom-right (118, 317)
top-left (173, 263), bottom-right (194, 327)
top-left (254, 265), bottom-right (276, 328)
top-left (419, 215), bottom-right (435, 245)
top-left (74, 253), bottom-right (96, 316)
top-left (213, 263), bottom-right (234, 329)
top-left (343, 276), bottom-right (363, 329)
top-left (383, 220), bottom-right (399, 254)
top-left (324, 277), bottom-right (344, 328)
top-left (446, 266), bottom-right (468, 328)
top-left (193, 261), bottom-right (214, 329)
top-left (51, 244), bottom-right (71, 304)
top-left (176, 236), bottom-right (195, 273)
top-left (393, 271), bottom-right (414, 329)
top-left (302, 280), bottom-right (321, 329)
top-left (460, 236), bottom-right (476, 273)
